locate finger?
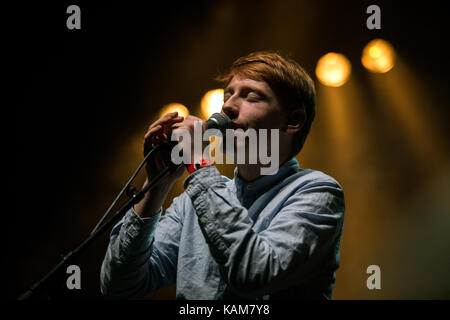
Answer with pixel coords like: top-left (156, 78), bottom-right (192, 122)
top-left (145, 124), bottom-right (162, 137)
top-left (145, 115), bottom-right (183, 146)
top-left (150, 117), bottom-right (184, 143)
top-left (159, 114), bottom-right (183, 128)
top-left (171, 122), bottom-right (184, 129)
top-left (161, 116), bottom-right (184, 135)
top-left (153, 133), bottom-right (163, 145)
top-left (148, 112), bottom-right (179, 131)
top-left (144, 128), bottom-right (161, 144)
top-left (145, 124), bottom-right (162, 139)
top-left (148, 117), bottom-right (184, 142)
top-left (148, 130), bottom-right (162, 147)
top-left (144, 134), bottom-right (157, 154)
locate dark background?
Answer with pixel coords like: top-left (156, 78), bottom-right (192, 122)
top-left (12, 0), bottom-right (450, 299)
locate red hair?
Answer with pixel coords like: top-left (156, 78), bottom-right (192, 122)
top-left (216, 51), bottom-right (316, 155)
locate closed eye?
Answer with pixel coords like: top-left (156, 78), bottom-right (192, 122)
top-left (223, 89), bottom-right (233, 102)
top-left (247, 91), bottom-right (265, 102)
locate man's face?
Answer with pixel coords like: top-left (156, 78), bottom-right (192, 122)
top-left (217, 75), bottom-right (289, 168)
top-left (221, 75), bottom-right (286, 132)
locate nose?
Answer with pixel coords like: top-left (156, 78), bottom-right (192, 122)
top-left (221, 98), bottom-right (239, 120)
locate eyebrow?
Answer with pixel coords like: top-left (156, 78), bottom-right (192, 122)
top-left (224, 87), bottom-right (233, 94)
top-left (224, 85), bottom-right (267, 97)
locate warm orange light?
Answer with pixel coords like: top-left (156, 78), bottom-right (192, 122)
top-left (159, 103), bottom-right (189, 119)
top-left (201, 89), bottom-right (224, 119)
top-left (315, 53), bottom-right (352, 87)
top-left (362, 39), bottom-right (396, 73)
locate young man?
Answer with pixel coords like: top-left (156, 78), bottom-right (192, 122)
top-left (100, 52), bottom-right (345, 299)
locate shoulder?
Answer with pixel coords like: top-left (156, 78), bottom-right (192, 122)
top-left (291, 169), bottom-right (344, 193)
top-left (280, 169), bottom-right (346, 223)
top-left (298, 169), bottom-right (343, 189)
top-left (285, 169), bottom-right (345, 213)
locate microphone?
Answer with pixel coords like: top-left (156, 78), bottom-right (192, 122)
top-left (89, 113), bottom-right (231, 240)
top-left (156, 112), bottom-right (230, 151)
top-left (205, 112), bottom-right (231, 131)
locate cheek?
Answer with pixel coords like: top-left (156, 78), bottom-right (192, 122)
top-left (252, 108), bottom-right (285, 130)
top-left (239, 104), bottom-right (271, 126)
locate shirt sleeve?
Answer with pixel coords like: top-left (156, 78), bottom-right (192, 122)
top-left (183, 165), bottom-right (345, 298)
top-left (100, 198), bottom-right (183, 299)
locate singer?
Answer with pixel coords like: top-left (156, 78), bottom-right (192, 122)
top-left (100, 51), bottom-right (345, 299)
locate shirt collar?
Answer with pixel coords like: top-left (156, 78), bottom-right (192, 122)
top-left (233, 158), bottom-right (301, 204)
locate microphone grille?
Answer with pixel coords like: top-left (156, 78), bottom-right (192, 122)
top-left (207, 113), bottom-right (231, 130)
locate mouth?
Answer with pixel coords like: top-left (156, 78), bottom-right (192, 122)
top-left (231, 122), bottom-right (247, 132)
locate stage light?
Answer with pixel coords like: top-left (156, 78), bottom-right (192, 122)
top-left (362, 39), bottom-right (396, 73)
top-left (315, 53), bottom-right (352, 87)
top-left (201, 89), bottom-right (224, 118)
top-left (159, 103), bottom-right (189, 118)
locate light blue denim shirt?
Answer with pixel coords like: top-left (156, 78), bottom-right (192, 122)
top-left (100, 158), bottom-right (345, 299)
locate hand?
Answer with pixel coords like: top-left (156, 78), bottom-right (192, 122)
top-left (143, 112), bottom-right (186, 186)
top-left (171, 115), bottom-right (209, 164)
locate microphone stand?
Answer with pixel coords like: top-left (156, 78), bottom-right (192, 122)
top-left (18, 141), bottom-right (182, 300)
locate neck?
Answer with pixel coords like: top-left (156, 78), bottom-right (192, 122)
top-left (236, 153), bottom-right (292, 182)
top-left (236, 163), bottom-right (262, 182)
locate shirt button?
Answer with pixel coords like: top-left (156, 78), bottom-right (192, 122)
top-left (187, 184), bottom-right (193, 191)
top-left (200, 216), bottom-right (208, 223)
top-left (134, 223), bottom-right (141, 231)
top-left (219, 283), bottom-right (226, 291)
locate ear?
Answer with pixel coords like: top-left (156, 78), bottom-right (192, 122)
top-left (286, 109), bottom-right (306, 134)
